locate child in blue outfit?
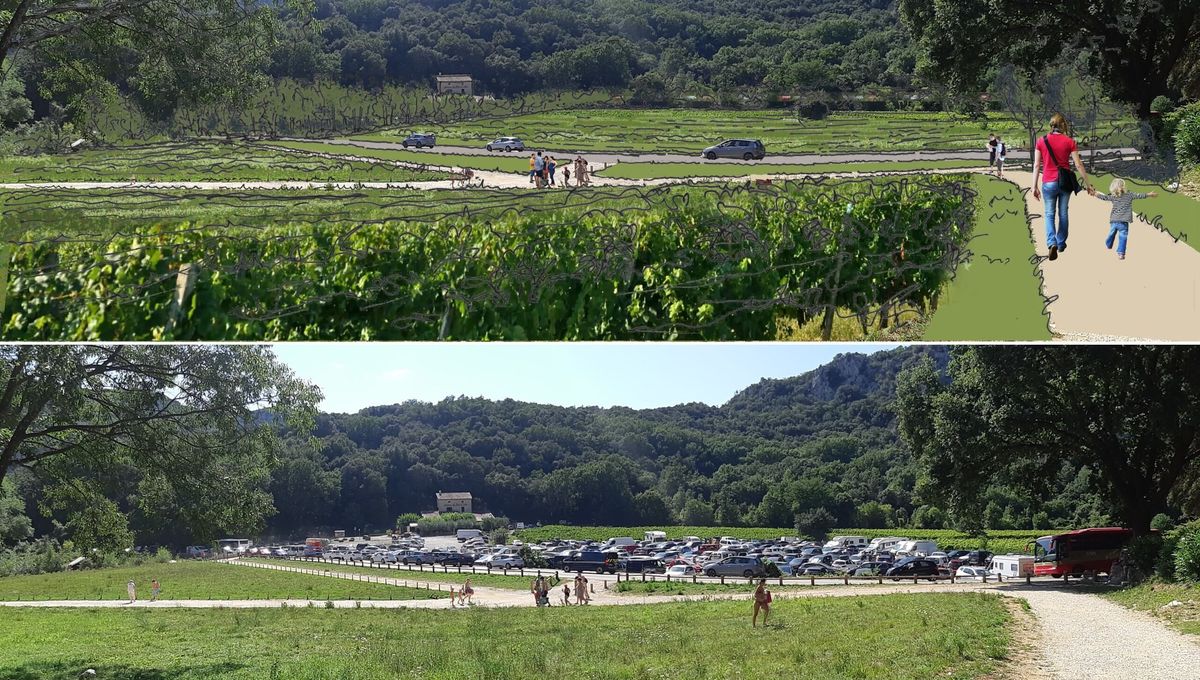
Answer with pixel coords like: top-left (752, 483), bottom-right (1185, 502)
top-left (1094, 179), bottom-right (1157, 260)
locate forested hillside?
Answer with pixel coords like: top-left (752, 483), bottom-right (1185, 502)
top-left (272, 0), bottom-right (915, 96)
top-left (260, 346), bottom-right (1111, 539)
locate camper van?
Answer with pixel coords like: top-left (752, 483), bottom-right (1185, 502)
top-left (643, 531), bottom-right (667, 542)
top-left (867, 536), bottom-right (909, 552)
top-left (989, 554), bottom-right (1034, 580)
top-left (601, 537), bottom-right (637, 550)
top-left (822, 536), bottom-right (869, 551)
top-left (894, 540), bottom-right (939, 556)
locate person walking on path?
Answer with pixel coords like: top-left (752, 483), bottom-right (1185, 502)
top-left (528, 153), bottom-right (537, 184)
top-left (993, 135), bottom-right (1007, 178)
top-left (126, 580), bottom-right (137, 604)
top-left (752, 578), bottom-right (771, 628)
top-left (1032, 112), bottom-right (1093, 261)
top-left (533, 152), bottom-right (546, 189)
top-left (563, 165), bottom-right (571, 186)
top-left (562, 582), bottom-right (571, 606)
top-left (574, 574), bottom-right (589, 604)
top-left (547, 156), bottom-right (558, 187)
top-left (150, 579), bottom-right (160, 602)
top-left (1095, 178), bottom-right (1157, 260)
top-left (461, 578), bottom-right (474, 606)
top-left (987, 134), bottom-right (998, 169)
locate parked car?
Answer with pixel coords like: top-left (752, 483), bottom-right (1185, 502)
top-left (486, 137), bottom-right (525, 152)
top-left (703, 556), bottom-right (767, 578)
top-left (439, 553), bottom-right (477, 566)
top-left (955, 566), bottom-right (989, 581)
top-left (482, 553), bottom-right (524, 568)
top-left (701, 139), bottom-right (766, 161)
top-left (402, 133), bottom-right (436, 148)
top-left (564, 551), bottom-right (621, 574)
top-left (796, 563), bottom-right (841, 575)
top-left (851, 562), bottom-right (888, 576)
top-left (401, 551), bottom-right (437, 566)
top-left (372, 551), bottom-right (399, 564)
top-left (886, 558), bottom-right (941, 580)
top-left (965, 550), bottom-right (994, 567)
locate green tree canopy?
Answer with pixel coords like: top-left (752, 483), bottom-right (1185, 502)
top-left (0, 345), bottom-right (320, 542)
top-left (896, 347), bottom-right (1200, 534)
top-left (899, 0), bottom-right (1200, 117)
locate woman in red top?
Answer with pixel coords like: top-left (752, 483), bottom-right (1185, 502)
top-left (1032, 113), bottom-right (1093, 261)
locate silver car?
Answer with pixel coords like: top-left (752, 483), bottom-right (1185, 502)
top-left (703, 556), bottom-right (767, 578)
top-left (486, 137), bottom-right (525, 152)
top-left (702, 139), bottom-right (766, 161)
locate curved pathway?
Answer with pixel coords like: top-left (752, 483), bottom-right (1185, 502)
top-left (1011, 174), bottom-right (1200, 341)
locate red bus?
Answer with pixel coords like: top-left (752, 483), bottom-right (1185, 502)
top-left (1028, 527), bottom-right (1133, 578)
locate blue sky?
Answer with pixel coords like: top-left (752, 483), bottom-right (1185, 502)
top-left (272, 344), bottom-right (900, 413)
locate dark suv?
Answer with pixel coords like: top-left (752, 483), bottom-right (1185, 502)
top-left (701, 139), bottom-right (767, 161)
top-left (564, 551), bottom-right (621, 574)
top-left (886, 558), bottom-right (940, 580)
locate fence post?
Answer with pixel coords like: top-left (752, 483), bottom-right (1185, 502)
top-left (0, 243), bottom-right (11, 319)
top-left (163, 262), bottom-right (198, 336)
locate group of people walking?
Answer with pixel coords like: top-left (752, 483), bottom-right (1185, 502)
top-left (125, 579), bottom-right (160, 603)
top-left (528, 152), bottom-right (590, 188)
top-left (526, 573), bottom-right (591, 606)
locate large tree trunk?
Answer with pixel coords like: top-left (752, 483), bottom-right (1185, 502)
top-left (0, 0), bottom-right (33, 71)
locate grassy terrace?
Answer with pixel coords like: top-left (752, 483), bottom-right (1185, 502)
top-left (0, 561), bottom-right (442, 601)
top-left (923, 176), bottom-right (1052, 340)
top-left (354, 109), bottom-right (1137, 154)
top-left (0, 143), bottom-right (446, 183)
top-left (1105, 583), bottom-right (1200, 637)
top-left (0, 183), bottom-right (720, 239)
top-left (0, 594), bottom-right (1011, 679)
top-left (262, 140), bottom-right (532, 173)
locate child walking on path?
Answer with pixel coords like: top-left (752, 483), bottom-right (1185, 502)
top-left (1095, 179), bottom-right (1157, 260)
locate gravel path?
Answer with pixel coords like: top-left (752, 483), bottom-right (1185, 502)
top-left (1012, 173), bottom-right (1200, 341)
top-left (1006, 585), bottom-right (1200, 680)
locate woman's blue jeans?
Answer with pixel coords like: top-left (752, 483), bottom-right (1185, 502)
top-left (1042, 181), bottom-right (1071, 250)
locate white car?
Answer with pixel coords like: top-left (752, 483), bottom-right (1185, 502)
top-left (372, 551), bottom-right (398, 564)
top-left (479, 554), bottom-right (524, 568)
top-left (666, 564), bottom-right (696, 577)
top-left (955, 566), bottom-right (989, 581)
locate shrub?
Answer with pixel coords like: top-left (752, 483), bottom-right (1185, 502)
top-left (480, 516), bottom-right (509, 532)
top-left (1151, 96), bottom-right (1176, 115)
top-left (1174, 523), bottom-right (1200, 582)
top-left (518, 545), bottom-right (548, 568)
top-left (0, 538), bottom-right (69, 577)
top-left (1125, 534), bottom-right (1164, 578)
top-left (490, 528), bottom-right (510, 545)
top-left (763, 560), bottom-right (782, 578)
top-left (1174, 107), bottom-right (1200, 166)
top-left (395, 513), bottom-right (421, 529)
top-left (797, 100), bottom-right (830, 121)
top-left (1151, 513), bottom-right (1175, 531)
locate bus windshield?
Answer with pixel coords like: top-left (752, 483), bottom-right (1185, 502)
top-left (1033, 537), bottom-right (1056, 563)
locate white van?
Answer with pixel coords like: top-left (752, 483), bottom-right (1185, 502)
top-left (867, 536), bottom-right (909, 552)
top-left (456, 529), bottom-right (483, 542)
top-left (989, 554), bottom-right (1034, 579)
top-left (822, 536), bottom-right (869, 551)
top-left (644, 531), bottom-right (667, 542)
top-left (894, 540), bottom-right (938, 556)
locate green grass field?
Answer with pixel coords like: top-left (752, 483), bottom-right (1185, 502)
top-left (923, 176), bottom-right (1052, 340)
top-left (354, 109), bottom-right (1136, 154)
top-left (242, 559), bottom-right (536, 591)
top-left (1104, 583), bottom-right (1200, 637)
top-left (600, 159), bottom-right (992, 179)
top-left (515, 526), bottom-right (1046, 555)
top-left (0, 561), bottom-right (443, 601)
top-left (0, 593), bottom-right (1011, 679)
top-left (261, 140), bottom-right (532, 173)
top-left (0, 143), bottom-right (446, 183)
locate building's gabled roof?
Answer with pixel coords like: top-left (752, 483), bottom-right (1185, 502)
top-left (436, 491), bottom-right (473, 500)
top-left (436, 74), bottom-right (473, 82)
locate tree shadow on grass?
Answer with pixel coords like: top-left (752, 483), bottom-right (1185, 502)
top-left (0, 660), bottom-right (247, 679)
